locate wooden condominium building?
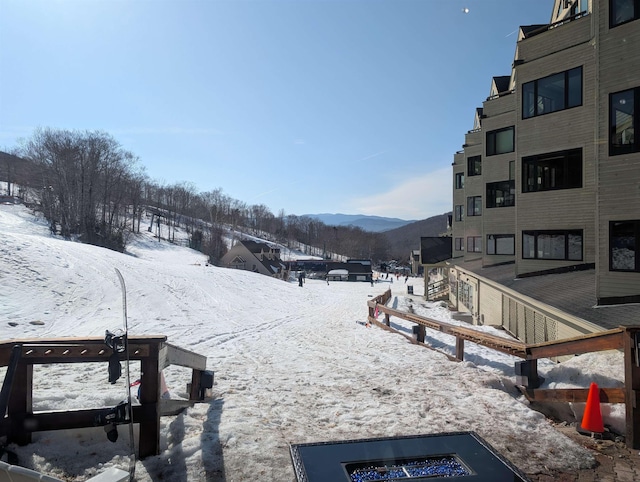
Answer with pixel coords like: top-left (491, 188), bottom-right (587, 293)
top-left (447, 0), bottom-right (640, 341)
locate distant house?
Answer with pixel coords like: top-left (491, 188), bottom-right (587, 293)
top-left (220, 240), bottom-right (288, 279)
top-left (326, 259), bottom-right (373, 282)
top-left (326, 269), bottom-right (349, 282)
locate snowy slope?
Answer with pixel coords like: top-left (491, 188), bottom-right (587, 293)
top-left (0, 203), bottom-right (622, 481)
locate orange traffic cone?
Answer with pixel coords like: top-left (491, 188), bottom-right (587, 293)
top-left (581, 382), bottom-right (604, 433)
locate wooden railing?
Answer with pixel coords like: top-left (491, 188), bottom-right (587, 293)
top-left (368, 290), bottom-right (640, 449)
top-left (426, 279), bottom-right (449, 301)
top-left (0, 336), bottom-right (210, 459)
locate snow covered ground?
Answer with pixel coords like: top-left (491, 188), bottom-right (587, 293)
top-left (0, 203), bottom-right (625, 481)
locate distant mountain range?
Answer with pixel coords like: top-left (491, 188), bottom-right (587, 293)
top-left (304, 212), bottom-right (451, 259)
top-left (382, 213), bottom-right (451, 259)
top-left (304, 213), bottom-right (417, 233)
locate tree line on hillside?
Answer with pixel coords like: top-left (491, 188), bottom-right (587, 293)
top-left (1, 128), bottom-right (392, 263)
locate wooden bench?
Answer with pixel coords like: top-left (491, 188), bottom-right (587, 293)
top-left (0, 336), bottom-right (210, 459)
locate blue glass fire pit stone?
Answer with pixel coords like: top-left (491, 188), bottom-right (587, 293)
top-left (289, 432), bottom-right (531, 482)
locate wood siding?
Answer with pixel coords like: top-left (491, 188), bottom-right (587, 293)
top-left (450, 2), bottom-right (640, 304)
top-left (515, 28), bottom-right (596, 276)
top-left (596, 0), bottom-right (640, 300)
top-left (449, 266), bottom-right (603, 345)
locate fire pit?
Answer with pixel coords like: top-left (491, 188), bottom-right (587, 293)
top-left (290, 432), bottom-right (530, 481)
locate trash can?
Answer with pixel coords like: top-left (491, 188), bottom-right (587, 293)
top-left (407, 285), bottom-right (414, 295)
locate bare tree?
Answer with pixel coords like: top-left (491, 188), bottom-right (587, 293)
top-left (21, 128), bottom-right (140, 251)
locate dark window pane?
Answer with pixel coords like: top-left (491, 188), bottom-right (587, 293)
top-left (522, 230), bottom-right (583, 261)
top-left (538, 233), bottom-right (566, 259)
top-left (487, 127), bottom-right (514, 156)
top-left (611, 0), bottom-right (636, 26)
top-left (567, 68), bottom-right (582, 108)
top-left (487, 234), bottom-right (514, 255)
top-left (568, 233), bottom-right (583, 261)
top-left (496, 235), bottom-right (515, 255)
top-left (467, 156), bottom-right (481, 176)
top-left (521, 67), bottom-right (582, 118)
top-left (467, 236), bottom-right (482, 253)
top-left (611, 221), bottom-right (636, 270)
top-left (486, 180), bottom-right (515, 208)
top-left (523, 81), bottom-right (535, 119)
top-left (455, 205), bottom-right (463, 222)
top-left (523, 232), bottom-right (535, 259)
top-left (467, 196), bottom-right (482, 216)
top-left (537, 72), bottom-right (565, 114)
top-left (610, 89), bottom-right (635, 155)
top-left (522, 148), bottom-right (582, 192)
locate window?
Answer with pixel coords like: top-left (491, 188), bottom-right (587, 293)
top-left (610, 0), bottom-right (639, 27)
top-left (455, 172), bottom-right (465, 189)
top-left (486, 180), bottom-right (515, 208)
top-left (454, 205), bottom-right (463, 222)
top-left (610, 88), bottom-right (638, 156)
top-left (522, 148), bottom-right (582, 192)
top-left (610, 221), bottom-right (640, 271)
top-left (487, 234), bottom-right (515, 255)
top-left (522, 230), bottom-right (583, 261)
top-left (467, 196), bottom-right (482, 216)
top-left (467, 236), bottom-right (482, 253)
top-left (455, 237), bottom-right (464, 251)
top-left (486, 127), bottom-right (514, 156)
top-left (522, 67), bottom-right (582, 119)
top-left (467, 156), bottom-right (481, 176)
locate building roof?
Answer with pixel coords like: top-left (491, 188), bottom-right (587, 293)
top-left (520, 24), bottom-right (549, 38)
top-left (240, 240), bottom-right (278, 253)
top-left (492, 76), bottom-right (511, 94)
top-left (451, 259), bottom-right (640, 331)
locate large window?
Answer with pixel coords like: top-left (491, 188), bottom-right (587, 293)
top-left (522, 230), bottom-right (583, 261)
top-left (486, 127), bottom-right (514, 156)
top-left (455, 237), bottom-right (464, 251)
top-left (467, 196), bottom-right (482, 216)
top-left (610, 88), bottom-right (638, 156)
top-left (486, 180), bottom-right (515, 208)
top-left (455, 172), bottom-right (465, 189)
top-left (522, 148), bottom-right (582, 193)
top-left (487, 234), bottom-right (515, 255)
top-left (467, 156), bottom-right (481, 176)
top-left (467, 236), bottom-right (482, 253)
top-left (610, 220), bottom-right (640, 271)
top-left (454, 205), bottom-right (463, 222)
top-left (610, 0), bottom-right (640, 27)
top-left (522, 67), bottom-right (582, 119)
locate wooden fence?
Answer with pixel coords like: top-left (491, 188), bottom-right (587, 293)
top-left (0, 335), bottom-right (210, 458)
top-left (367, 289), bottom-right (640, 449)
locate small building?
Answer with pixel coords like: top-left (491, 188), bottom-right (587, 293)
top-left (326, 269), bottom-right (349, 282)
top-left (326, 259), bottom-right (373, 282)
top-left (220, 240), bottom-right (288, 279)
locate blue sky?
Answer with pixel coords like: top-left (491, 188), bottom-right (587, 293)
top-left (0, 0), bottom-right (553, 220)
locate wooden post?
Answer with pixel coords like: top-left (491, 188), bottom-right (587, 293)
top-left (455, 337), bottom-right (464, 361)
top-left (384, 313), bottom-right (390, 327)
top-left (624, 328), bottom-right (640, 449)
top-left (8, 361), bottom-right (32, 445)
top-left (515, 359), bottom-right (541, 389)
top-left (190, 370), bottom-right (203, 401)
top-left (138, 345), bottom-right (161, 458)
